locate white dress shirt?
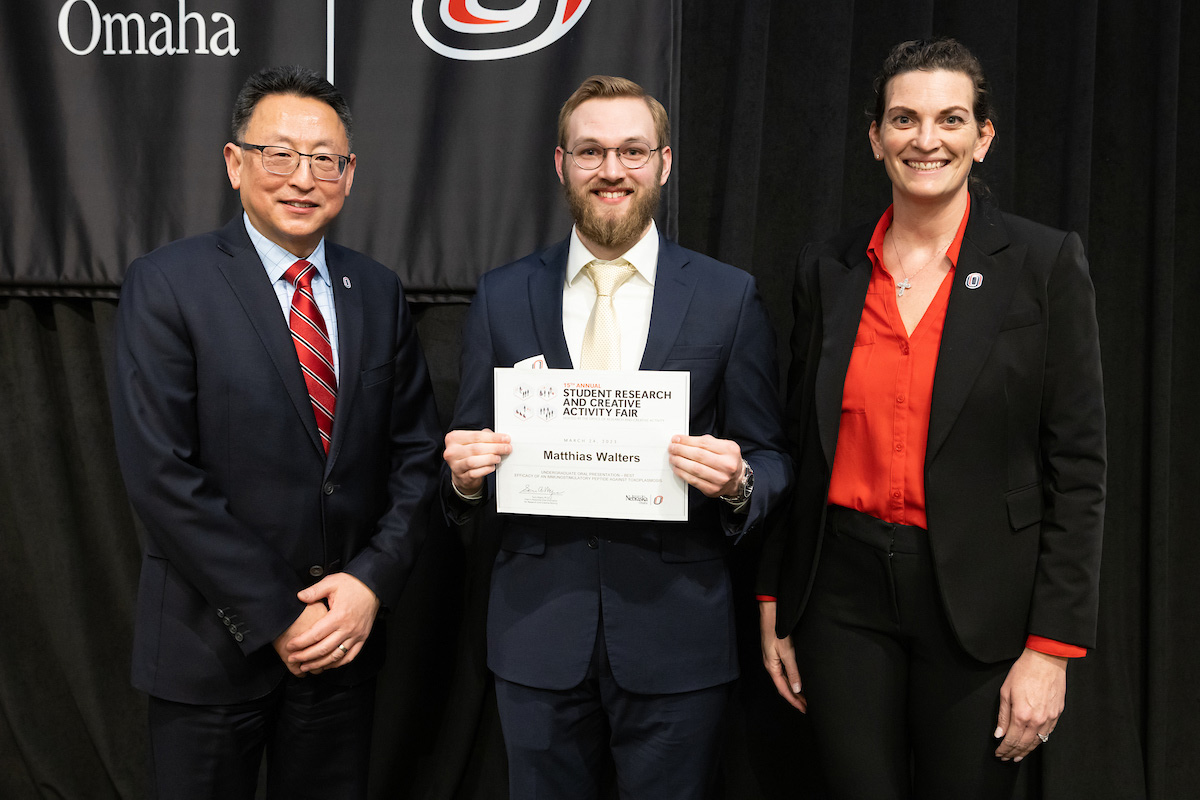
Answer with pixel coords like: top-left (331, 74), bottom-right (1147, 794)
top-left (562, 221), bottom-right (659, 370)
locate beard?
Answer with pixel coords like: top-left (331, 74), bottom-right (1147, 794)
top-left (564, 167), bottom-right (662, 253)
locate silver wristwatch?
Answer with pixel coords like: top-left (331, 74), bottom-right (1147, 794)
top-left (719, 458), bottom-right (754, 504)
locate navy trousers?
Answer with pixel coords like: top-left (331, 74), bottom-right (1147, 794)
top-left (146, 675), bottom-right (375, 800)
top-left (495, 618), bottom-right (731, 800)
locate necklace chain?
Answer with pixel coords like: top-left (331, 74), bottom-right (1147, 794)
top-left (890, 233), bottom-right (954, 298)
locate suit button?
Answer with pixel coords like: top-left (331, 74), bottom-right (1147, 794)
top-left (309, 565), bottom-right (325, 578)
top-left (234, 633), bottom-right (244, 642)
top-left (587, 536), bottom-right (598, 549)
top-left (323, 482), bottom-right (335, 495)
top-left (228, 624), bottom-right (239, 634)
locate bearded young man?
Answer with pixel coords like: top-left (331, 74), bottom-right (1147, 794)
top-left (441, 76), bottom-right (791, 800)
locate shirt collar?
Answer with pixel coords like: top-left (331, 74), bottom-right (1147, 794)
top-left (566, 220), bottom-right (660, 287)
top-left (243, 212), bottom-right (331, 288)
top-left (866, 194), bottom-right (972, 271)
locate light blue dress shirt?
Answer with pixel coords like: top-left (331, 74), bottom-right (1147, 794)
top-left (242, 213), bottom-right (340, 381)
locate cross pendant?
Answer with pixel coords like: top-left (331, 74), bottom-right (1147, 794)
top-left (896, 278), bottom-right (911, 298)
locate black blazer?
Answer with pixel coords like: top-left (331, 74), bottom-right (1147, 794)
top-left (110, 216), bottom-right (442, 704)
top-left (760, 195), bottom-right (1106, 663)
top-left (444, 235), bottom-right (792, 694)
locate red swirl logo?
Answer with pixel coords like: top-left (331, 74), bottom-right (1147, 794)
top-left (413, 0), bottom-right (591, 61)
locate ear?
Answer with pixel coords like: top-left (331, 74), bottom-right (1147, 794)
top-left (341, 153), bottom-right (356, 196)
top-left (658, 145), bottom-right (672, 185)
top-left (555, 146), bottom-right (566, 185)
top-left (974, 119), bottom-right (996, 161)
top-left (868, 122), bottom-right (882, 160)
top-left (223, 142), bottom-right (244, 190)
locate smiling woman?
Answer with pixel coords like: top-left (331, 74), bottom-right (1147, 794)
top-left (758, 38), bottom-right (1106, 800)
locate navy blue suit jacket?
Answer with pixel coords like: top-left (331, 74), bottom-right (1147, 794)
top-left (760, 195), bottom-right (1106, 662)
top-left (445, 235), bottom-right (791, 694)
top-left (110, 215), bottom-right (442, 704)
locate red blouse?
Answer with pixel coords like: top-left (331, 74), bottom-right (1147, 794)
top-left (825, 202), bottom-right (966, 528)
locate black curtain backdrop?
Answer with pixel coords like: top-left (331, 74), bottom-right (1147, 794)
top-left (2, 1), bottom-right (1196, 798)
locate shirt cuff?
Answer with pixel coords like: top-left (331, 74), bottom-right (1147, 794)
top-left (1025, 634), bottom-right (1087, 658)
top-left (451, 481), bottom-right (484, 503)
top-left (756, 595), bottom-right (777, 602)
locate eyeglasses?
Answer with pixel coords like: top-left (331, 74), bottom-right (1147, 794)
top-left (565, 142), bottom-right (660, 170)
top-left (238, 143), bottom-right (350, 181)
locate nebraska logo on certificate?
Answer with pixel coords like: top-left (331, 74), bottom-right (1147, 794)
top-left (493, 368), bottom-right (690, 521)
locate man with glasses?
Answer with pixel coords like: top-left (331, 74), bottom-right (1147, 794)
top-left (442, 75), bottom-right (790, 799)
top-left (109, 65), bottom-right (441, 798)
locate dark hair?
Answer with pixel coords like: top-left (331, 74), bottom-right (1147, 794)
top-left (558, 75), bottom-right (670, 150)
top-left (230, 65), bottom-right (353, 149)
top-left (869, 38), bottom-right (993, 130)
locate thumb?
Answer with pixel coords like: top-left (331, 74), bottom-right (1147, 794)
top-left (297, 578), bottom-right (331, 604)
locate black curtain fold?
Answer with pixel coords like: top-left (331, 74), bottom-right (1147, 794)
top-left (2, 1), bottom-right (1197, 797)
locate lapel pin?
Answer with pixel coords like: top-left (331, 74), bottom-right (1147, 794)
top-left (342, 276), bottom-right (352, 289)
top-left (965, 272), bottom-right (983, 289)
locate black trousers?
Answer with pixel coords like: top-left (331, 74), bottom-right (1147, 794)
top-left (146, 675), bottom-right (375, 800)
top-left (796, 506), bottom-right (1026, 800)
top-left (494, 618), bottom-right (731, 800)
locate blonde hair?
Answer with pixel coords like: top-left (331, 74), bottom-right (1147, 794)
top-left (557, 75), bottom-right (670, 149)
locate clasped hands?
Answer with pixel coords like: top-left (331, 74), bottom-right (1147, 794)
top-left (443, 429), bottom-right (744, 499)
top-left (271, 572), bottom-right (380, 677)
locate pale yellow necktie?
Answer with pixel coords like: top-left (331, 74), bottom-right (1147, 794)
top-left (581, 258), bottom-right (636, 370)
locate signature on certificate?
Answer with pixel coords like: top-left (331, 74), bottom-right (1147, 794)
top-left (520, 484), bottom-right (565, 497)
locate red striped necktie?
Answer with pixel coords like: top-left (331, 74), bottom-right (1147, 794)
top-left (283, 259), bottom-right (337, 454)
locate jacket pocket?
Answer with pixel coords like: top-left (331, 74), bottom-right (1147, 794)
top-left (361, 361), bottom-right (394, 389)
top-left (665, 344), bottom-right (723, 362)
top-left (1005, 483), bottom-right (1043, 531)
top-left (660, 528), bottom-right (725, 563)
top-left (499, 526), bottom-right (547, 555)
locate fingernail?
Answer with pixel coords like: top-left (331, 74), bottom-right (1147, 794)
top-left (792, 683), bottom-right (802, 694)
top-left (994, 727), bottom-right (1004, 738)
top-left (1014, 756), bottom-right (1023, 763)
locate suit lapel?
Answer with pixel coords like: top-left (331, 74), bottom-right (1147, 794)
top-left (528, 239), bottom-right (573, 368)
top-left (815, 251), bottom-right (872, 468)
top-left (214, 218), bottom-right (324, 457)
top-left (326, 247), bottom-right (362, 472)
top-left (926, 201), bottom-right (1024, 461)
top-left (639, 238), bottom-right (697, 371)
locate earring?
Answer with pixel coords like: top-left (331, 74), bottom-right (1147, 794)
top-left (874, 153), bottom-right (882, 160)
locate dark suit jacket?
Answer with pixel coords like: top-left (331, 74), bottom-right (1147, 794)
top-left (110, 215), bottom-right (442, 705)
top-left (445, 235), bottom-right (791, 694)
top-left (759, 195), bottom-right (1106, 663)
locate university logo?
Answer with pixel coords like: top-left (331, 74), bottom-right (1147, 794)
top-left (412, 0), bottom-right (591, 61)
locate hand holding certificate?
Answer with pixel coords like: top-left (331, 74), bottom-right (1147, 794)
top-left (493, 368), bottom-right (690, 520)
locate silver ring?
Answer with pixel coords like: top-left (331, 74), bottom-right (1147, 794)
top-left (337, 644), bottom-right (349, 654)
top-left (1037, 733), bottom-right (1050, 744)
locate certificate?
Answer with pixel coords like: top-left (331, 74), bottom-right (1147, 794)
top-left (493, 368), bottom-right (690, 521)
